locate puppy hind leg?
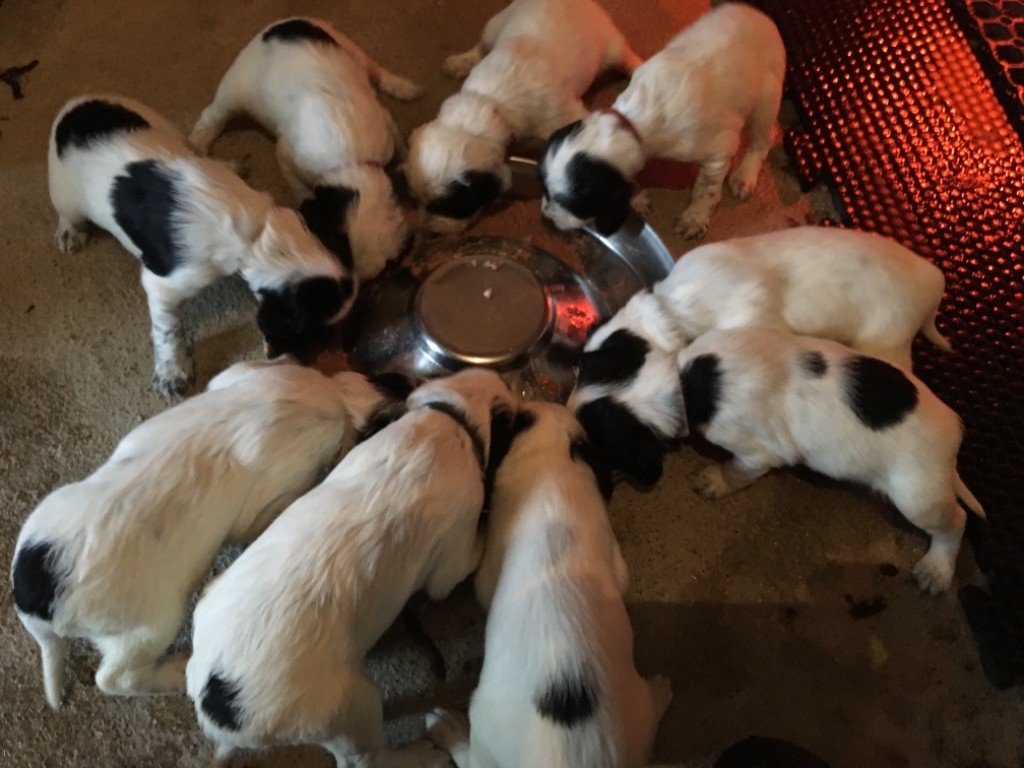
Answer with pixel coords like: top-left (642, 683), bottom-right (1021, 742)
top-left (674, 156), bottom-right (731, 240)
top-left (55, 215), bottom-right (91, 253)
top-left (691, 456), bottom-right (770, 500)
top-left (909, 502), bottom-right (966, 594)
top-left (141, 268), bottom-right (194, 398)
top-left (728, 79), bottom-right (783, 201)
top-left (189, 101), bottom-right (233, 155)
top-left (425, 529), bottom-right (485, 601)
top-left (94, 627), bottom-right (187, 696)
top-left (425, 709), bottom-right (472, 768)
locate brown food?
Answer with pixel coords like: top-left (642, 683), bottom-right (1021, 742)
top-left (466, 199), bottom-right (587, 275)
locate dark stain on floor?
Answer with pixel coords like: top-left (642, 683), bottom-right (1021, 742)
top-left (1, 59), bottom-right (39, 100)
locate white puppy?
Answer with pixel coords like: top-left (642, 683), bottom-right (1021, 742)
top-left (539, 3), bottom-right (786, 238)
top-left (186, 368), bottom-right (517, 768)
top-left (427, 401), bottom-right (672, 768)
top-left (190, 18), bottom-right (422, 279)
top-left (10, 358), bottom-right (411, 709)
top-left (405, 0), bottom-right (642, 233)
top-left (49, 94), bottom-right (356, 396)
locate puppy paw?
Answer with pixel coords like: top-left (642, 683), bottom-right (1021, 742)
top-left (673, 211), bottom-right (709, 241)
top-left (442, 52), bottom-right (479, 79)
top-left (400, 740), bottom-right (451, 768)
top-left (913, 551), bottom-right (954, 594)
top-left (631, 190), bottom-right (654, 218)
top-left (728, 170), bottom-right (758, 201)
top-left (381, 75), bottom-right (424, 101)
top-left (156, 653), bottom-right (188, 691)
top-left (425, 708), bottom-right (469, 752)
top-left (187, 125), bottom-right (218, 155)
top-left (152, 365), bottom-right (194, 399)
top-left (56, 221), bottom-right (90, 253)
top-left (647, 674), bottom-right (674, 715)
top-left (691, 465), bottom-right (730, 499)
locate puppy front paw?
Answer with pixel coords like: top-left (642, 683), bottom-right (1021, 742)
top-left (691, 465), bottom-right (731, 499)
top-left (425, 708), bottom-right (470, 753)
top-left (56, 221), bottom-right (90, 253)
top-left (631, 190), bottom-right (654, 218)
top-left (442, 52), bottom-right (479, 79)
top-left (152, 363), bottom-right (194, 399)
top-left (673, 210), bottom-right (709, 241)
top-left (912, 550), bottom-right (954, 594)
top-left (383, 76), bottom-right (424, 101)
top-left (728, 169), bottom-right (759, 201)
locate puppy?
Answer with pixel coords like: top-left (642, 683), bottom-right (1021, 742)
top-left (589, 227), bottom-right (952, 371)
top-left (190, 18), bottom-right (422, 279)
top-left (10, 358), bottom-right (411, 709)
top-left (185, 368), bottom-right (517, 768)
top-left (539, 3), bottom-right (785, 238)
top-left (427, 402), bottom-right (672, 768)
top-left (49, 94), bottom-right (356, 396)
top-left (577, 326), bottom-right (984, 593)
top-left (405, 0), bottom-right (642, 233)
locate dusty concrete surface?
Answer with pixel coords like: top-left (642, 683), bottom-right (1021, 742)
top-left (0, 1), bottom-right (1020, 766)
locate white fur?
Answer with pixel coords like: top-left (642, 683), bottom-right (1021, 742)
top-left (190, 17), bottom-right (421, 279)
top-left (48, 94), bottom-right (354, 397)
top-left (678, 328), bottom-right (984, 593)
top-left (541, 3), bottom-right (785, 239)
top-left (11, 359), bottom-right (390, 709)
top-left (427, 402), bottom-right (671, 768)
top-left (186, 368), bottom-right (517, 768)
top-left (405, 0), bottom-right (642, 232)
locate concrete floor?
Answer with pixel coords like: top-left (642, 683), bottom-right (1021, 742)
top-left (1, 1), bottom-right (1021, 766)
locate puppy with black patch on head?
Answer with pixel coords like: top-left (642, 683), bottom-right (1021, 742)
top-left (539, 3), bottom-right (785, 239)
top-left (10, 357), bottom-right (412, 709)
top-left (48, 94), bottom-right (356, 396)
top-left (186, 368), bottom-right (518, 768)
top-left (426, 401), bottom-right (671, 768)
top-left (190, 17), bottom-right (422, 280)
top-left (405, 0), bottom-right (642, 233)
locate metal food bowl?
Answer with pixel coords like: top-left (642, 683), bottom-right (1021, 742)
top-left (346, 157), bottom-right (674, 402)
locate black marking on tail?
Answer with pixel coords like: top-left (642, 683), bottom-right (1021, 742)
top-left (536, 669), bottom-right (599, 728)
top-left (55, 99), bottom-right (150, 158)
top-left (843, 356), bottom-right (918, 431)
top-left (681, 353), bottom-right (722, 429)
top-left (12, 541), bottom-right (64, 621)
top-left (262, 19), bottom-right (338, 47)
top-left (201, 673), bottom-right (243, 731)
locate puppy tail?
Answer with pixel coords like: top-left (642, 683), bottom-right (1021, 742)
top-left (21, 618), bottom-right (69, 709)
top-left (921, 312), bottom-right (953, 353)
top-left (954, 472), bottom-right (986, 519)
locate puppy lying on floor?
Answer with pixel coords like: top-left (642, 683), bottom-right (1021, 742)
top-left (405, 0), bottom-right (642, 233)
top-left (186, 368), bottom-right (517, 768)
top-left (582, 226), bottom-right (952, 371)
top-left (10, 358), bottom-right (411, 709)
top-left (48, 95), bottom-right (357, 396)
top-left (539, 3), bottom-right (785, 238)
top-left (190, 18), bottom-right (422, 279)
top-left (572, 327), bottom-right (984, 593)
top-left (427, 401), bottom-right (671, 768)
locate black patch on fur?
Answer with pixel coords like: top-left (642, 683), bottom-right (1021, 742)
top-left (680, 354), bottom-right (723, 429)
top-left (262, 19), bottom-right (338, 46)
top-left (426, 170), bottom-right (503, 220)
top-left (110, 160), bottom-right (181, 277)
top-left (357, 401), bottom-right (409, 443)
top-left (577, 329), bottom-right (650, 386)
top-left (12, 542), bottom-right (63, 621)
top-left (538, 120), bottom-right (584, 197)
top-left (557, 153), bottom-right (632, 235)
top-left (484, 407), bottom-right (537, 510)
top-left (801, 351), bottom-right (828, 378)
top-left (298, 186), bottom-right (357, 271)
top-left (843, 355), bottom-right (919, 431)
top-left (256, 276), bottom-right (353, 363)
top-left (54, 98), bottom-right (150, 158)
top-left (535, 669), bottom-right (599, 728)
top-left (570, 435), bottom-right (614, 500)
top-left (368, 372), bottom-right (416, 402)
top-left (575, 398), bottom-right (664, 486)
top-left (716, 736), bottom-right (831, 768)
top-left (200, 673), bottom-right (243, 731)
top-left (425, 401), bottom-right (486, 472)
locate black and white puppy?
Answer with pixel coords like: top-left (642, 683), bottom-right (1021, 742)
top-left (405, 0), bottom-right (641, 233)
top-left (48, 94), bottom-right (356, 396)
top-left (10, 357), bottom-right (411, 709)
top-left (539, 3), bottom-right (785, 239)
top-left (190, 18), bottom-right (422, 279)
top-left (427, 401), bottom-right (672, 768)
top-left (186, 368), bottom-right (518, 768)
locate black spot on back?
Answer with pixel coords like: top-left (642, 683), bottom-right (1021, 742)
top-left (843, 355), bottom-right (919, 431)
top-left (578, 329), bottom-right (650, 387)
top-left (570, 435), bottom-right (614, 500)
top-left (681, 354), bottom-right (723, 429)
top-left (558, 153), bottom-right (632, 235)
top-left (536, 669), bottom-right (599, 728)
top-left (54, 99), bottom-right (150, 159)
top-left (201, 673), bottom-right (243, 731)
top-left (262, 19), bottom-right (338, 46)
top-left (576, 398), bottom-right (664, 487)
top-left (426, 170), bottom-right (503, 220)
top-left (298, 186), bottom-right (357, 271)
top-left (484, 407), bottom-right (536, 509)
top-left (367, 372), bottom-right (417, 402)
top-left (110, 160), bottom-right (181, 277)
top-left (357, 401), bottom-right (409, 443)
top-left (257, 276), bottom-right (352, 363)
top-left (800, 350), bottom-right (828, 378)
top-left (715, 736), bottom-right (831, 768)
top-left (12, 541), bottom-right (64, 621)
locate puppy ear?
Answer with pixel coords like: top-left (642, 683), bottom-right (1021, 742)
top-left (577, 329), bottom-right (650, 386)
top-left (356, 401), bottom-right (409, 443)
top-left (576, 398), bottom-right (665, 487)
top-left (483, 406), bottom-right (536, 509)
top-left (570, 435), bottom-right (615, 500)
top-left (298, 186), bottom-right (358, 271)
top-left (592, 177), bottom-right (632, 236)
top-left (565, 154), bottom-right (632, 236)
top-left (368, 371), bottom-right (418, 402)
top-left (296, 276), bottom-right (350, 322)
top-left (426, 170), bottom-right (503, 219)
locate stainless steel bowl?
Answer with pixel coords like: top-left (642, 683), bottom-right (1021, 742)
top-left (346, 157), bottom-right (674, 401)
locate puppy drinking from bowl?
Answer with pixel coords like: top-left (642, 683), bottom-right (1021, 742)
top-left (539, 3), bottom-right (785, 239)
top-left (190, 18), bottom-right (422, 279)
top-left (10, 358), bottom-right (412, 709)
top-left (48, 94), bottom-right (356, 396)
top-left (186, 368), bottom-right (518, 768)
top-left (405, 0), bottom-right (642, 233)
top-left (571, 327), bottom-right (984, 593)
top-left (427, 401), bottom-right (672, 768)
